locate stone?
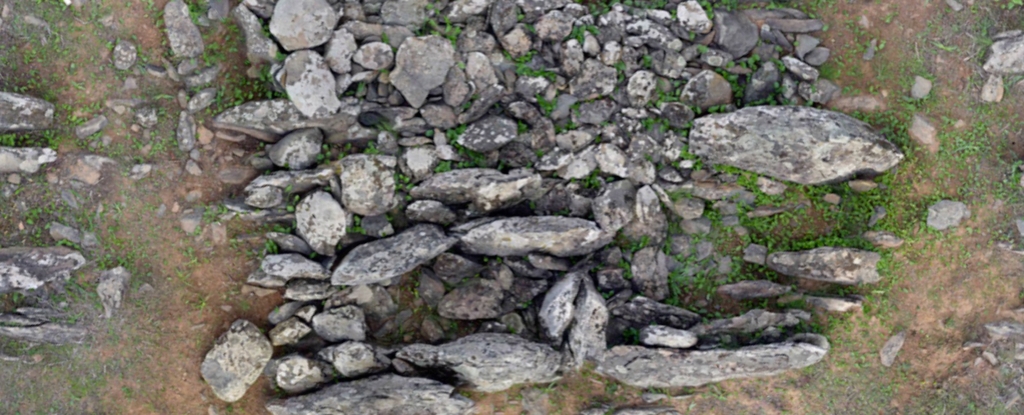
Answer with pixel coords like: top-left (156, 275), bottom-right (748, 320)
top-left (75, 115), bottom-right (108, 138)
top-left (540, 271), bottom-right (582, 340)
top-left (926, 200), bottom-right (970, 230)
top-left (717, 280), bottom-right (790, 300)
top-left (295, 191), bottom-right (350, 256)
top-left (391, 36), bottom-right (457, 108)
top-left (96, 267), bottom-right (130, 319)
top-left (406, 200), bottom-right (457, 225)
top-left (268, 317), bottom-right (311, 346)
top-left (781, 56), bottom-right (819, 82)
top-left (981, 75), bottom-right (1004, 103)
top-left (187, 88), bottom-right (218, 113)
top-left (164, 0), bottom-right (205, 58)
top-left (265, 375), bottom-right (474, 415)
top-left (627, 70), bottom-right (658, 107)
top-left (689, 106), bottom-right (903, 185)
top-left (381, 0), bottom-right (430, 27)
top-left (331, 224), bottom-right (457, 285)
top-left (0, 319), bottom-right (87, 345)
top-left (0, 92), bottom-right (54, 132)
top-left (608, 296), bottom-right (701, 343)
top-left (985, 321), bottom-right (1024, 341)
top-left (536, 10), bottom-right (574, 42)
top-left (177, 111), bottom-right (197, 152)
top-left (272, 355), bottom-right (330, 394)
top-left (828, 95), bottom-right (887, 113)
top-left (284, 280), bottom-right (335, 301)
top-left (319, 341), bottom-right (390, 378)
top-left (766, 18), bottom-right (824, 33)
top-left (0, 147), bottom-right (57, 174)
top-left (569, 278), bottom-right (608, 368)
top-left (766, 247), bottom-right (881, 285)
top-left (200, 320), bottom-right (272, 402)
top-left (911, 76), bottom-right (932, 99)
top-left (804, 295), bottom-right (863, 313)
top-left (438, 279), bottom-right (506, 320)
top-left (983, 32), bottom-right (1024, 75)
top-left (570, 59), bottom-right (617, 100)
top-left (798, 79), bottom-right (840, 104)
top-left (311, 305), bottom-right (366, 342)
top-left (621, 186), bottom-right (668, 246)
top-left (282, 50), bottom-right (341, 118)
top-left (677, 1), bottom-right (712, 33)
top-left (270, 0), bottom-right (339, 51)
top-left (741, 244), bottom-right (768, 265)
top-left (822, 193), bottom-right (841, 205)
top-left (640, 325), bottom-right (698, 349)
top-left (250, 254), bottom-right (328, 288)
top-left (433, 253), bottom-right (484, 284)
top-left (458, 216), bottom-right (612, 257)
top-left (714, 10), bottom-right (758, 58)
top-left (879, 331), bottom-right (907, 367)
top-left (849, 179), bottom-right (878, 192)
top-left (457, 116), bottom-right (518, 153)
top-left (135, 107), bottom-right (158, 128)
top-left (339, 154), bottom-right (396, 216)
top-left (744, 61), bottom-right (780, 104)
top-left (631, 247), bottom-right (668, 301)
top-left (112, 40), bottom-right (137, 70)
top-left (353, 42), bottom-right (394, 70)
top-left (268, 129), bottom-right (322, 170)
top-left (397, 333), bottom-right (563, 392)
top-left (863, 231), bottom-right (904, 249)
top-left (0, 247), bottom-right (85, 294)
top-left (183, 65), bottom-right (221, 89)
top-left (689, 309), bottom-right (809, 336)
top-left (681, 70), bottom-right (732, 110)
top-left (324, 29), bottom-right (357, 74)
top-left (232, 4), bottom-right (278, 64)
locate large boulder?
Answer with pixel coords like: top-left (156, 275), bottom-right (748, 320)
top-left (269, 0), bottom-right (340, 51)
top-left (164, 0), bottom-right (205, 58)
top-left (689, 106), bottom-right (903, 185)
top-left (458, 217), bottom-right (613, 257)
top-left (0, 247), bottom-right (85, 294)
top-left (200, 320), bottom-right (273, 402)
top-left (0, 147), bottom-right (57, 174)
top-left (397, 333), bottom-right (564, 392)
top-left (338, 154), bottom-right (397, 216)
top-left (265, 374), bottom-right (474, 415)
top-left (766, 247), bottom-right (881, 285)
top-left (390, 36), bottom-right (457, 108)
top-left (595, 334), bottom-right (829, 388)
top-left (983, 32), bottom-right (1024, 75)
top-left (410, 168), bottom-right (542, 213)
top-left (0, 92), bottom-right (54, 132)
top-left (282, 51), bottom-right (342, 118)
top-left (331, 224), bottom-right (458, 285)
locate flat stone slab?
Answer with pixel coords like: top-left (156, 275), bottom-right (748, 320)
top-left (0, 147), bottom-right (57, 174)
top-left (766, 247), bottom-right (881, 285)
top-left (458, 216), bottom-right (613, 257)
top-left (0, 92), bottom-right (54, 132)
top-left (331, 224), bottom-right (458, 286)
top-left (0, 247), bottom-right (86, 294)
top-left (265, 374), bottom-right (474, 415)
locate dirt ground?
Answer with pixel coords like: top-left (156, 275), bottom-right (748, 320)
top-left (1, 0), bottom-right (1023, 414)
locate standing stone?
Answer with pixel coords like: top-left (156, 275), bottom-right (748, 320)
top-left (926, 200), bottom-right (970, 230)
top-left (540, 271), bottom-right (582, 340)
top-left (631, 247), bottom-right (668, 301)
top-left (390, 36), bottom-right (457, 108)
top-left (270, 0), bottom-right (340, 51)
top-left (569, 278), bottom-right (608, 368)
top-left (766, 247), bottom-right (881, 285)
top-left (282, 50), bottom-right (341, 118)
top-left (0, 93), bottom-right (54, 132)
top-left (96, 267), bottom-right (130, 319)
top-left (268, 128), bottom-right (323, 170)
top-left (232, 4), bottom-right (279, 64)
top-left (295, 191), bottom-right (350, 256)
top-left (331, 224), bottom-right (457, 285)
top-left (265, 375), bottom-right (474, 415)
top-left (164, 0), bottom-right (205, 59)
top-left (0, 147), bottom-right (57, 174)
top-left (200, 320), bottom-right (273, 402)
top-left (689, 106), bottom-right (903, 185)
top-left (0, 247), bottom-right (86, 294)
top-left (339, 154), bottom-right (397, 216)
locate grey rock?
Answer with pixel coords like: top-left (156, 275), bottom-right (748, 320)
top-left (401, 146), bottom-right (439, 181)
top-left (233, 4), bottom-right (278, 64)
top-left (609, 296), bottom-right (701, 341)
top-left (681, 70), bottom-right (733, 110)
top-left (640, 325), bottom-right (698, 349)
top-left (782, 56), bottom-right (819, 82)
top-left (97, 267), bottom-right (130, 319)
top-left (311, 305), bottom-right (366, 342)
top-left (458, 216), bottom-right (612, 257)
top-left (244, 168), bottom-right (334, 208)
top-left (908, 114), bottom-right (939, 154)
top-left (391, 36), bottom-right (457, 108)
top-left (985, 321), bottom-right (1024, 341)
top-left (49, 222), bottom-right (82, 245)
top-left (268, 317), bottom-right (311, 346)
top-left (593, 180), bottom-right (636, 232)
top-left (270, 0), bottom-right (338, 51)
top-left (0, 92), bottom-right (54, 132)
top-left (397, 333), bottom-right (563, 392)
top-left (331, 224), bottom-right (457, 286)
top-left (187, 88), bottom-right (218, 113)
top-left (0, 147), bottom-right (57, 174)
top-left (241, 0), bottom-right (276, 18)
top-left (457, 116), bottom-right (518, 153)
top-left (210, 99), bottom-right (350, 143)
top-left (0, 247), bottom-right (85, 294)
top-left (795, 34), bottom-right (820, 59)
top-left (677, 1), bottom-right (712, 33)
top-left (490, 0), bottom-right (519, 36)
top-left (265, 374), bottom-right (474, 415)
top-left (766, 18), bottom-right (824, 33)
top-left (406, 200), bottom-right (457, 225)
top-left (744, 61), bottom-right (780, 104)
top-left (353, 42), bottom-right (394, 70)
top-left (200, 320), bottom-right (272, 402)
top-left (0, 320), bottom-right (87, 345)
top-left (536, 10), bottom-right (574, 41)
top-left (570, 59), bottom-right (618, 100)
top-left (272, 355), bottom-right (330, 394)
top-left (183, 64), bottom-right (221, 89)
top-left (927, 200), bottom-right (970, 230)
top-left (690, 309), bottom-right (809, 336)
top-left (438, 279), bottom-right (506, 320)
top-left (165, 0), bottom-right (205, 58)
top-left (717, 279), bottom-right (789, 300)
top-left (443, 66), bottom-right (471, 108)
top-left (324, 29), bottom-right (357, 74)
top-left (596, 334), bottom-right (829, 388)
top-left (766, 247), bottom-right (881, 285)
top-left (804, 295), bottom-right (863, 313)
top-left (135, 107), bottom-right (158, 128)
top-left (339, 154), bottom-right (396, 216)
top-left (177, 111), bottom-right (196, 152)
top-left (689, 106), bottom-right (903, 185)
top-left (621, 186), bottom-right (668, 246)
top-left (418, 272), bottom-right (447, 307)
top-left (500, 26), bottom-right (532, 58)
top-left (981, 75), bottom-right (1004, 103)
top-left (798, 79), bottom-right (840, 104)
top-left (326, 284), bottom-right (398, 322)
top-left (296, 191), bottom-right (351, 256)
top-left (266, 232), bottom-right (313, 256)
top-left (112, 40), bottom-right (137, 70)
top-left (569, 278), bottom-right (608, 368)
top-left (433, 253), bottom-right (485, 284)
top-left (250, 254), bottom-right (328, 288)
top-left (983, 32), bottom-right (1024, 75)
top-left (863, 230), bottom-right (904, 249)
top-left (631, 247), bottom-right (668, 301)
top-left (911, 76), bottom-right (933, 99)
top-left (268, 128), bottom-right (322, 170)
top-left (75, 115), bottom-right (108, 139)
top-left (652, 185), bottom-right (704, 220)
top-left (879, 331), bottom-right (907, 367)
top-left (283, 50), bottom-right (341, 118)
top-left (946, 0), bottom-right (964, 11)
top-left (284, 280), bottom-right (336, 301)
top-left (714, 10), bottom-right (758, 58)
top-left (627, 70), bottom-right (658, 107)
top-left (540, 271), bottom-right (583, 340)
top-left (381, 0), bottom-right (430, 27)
top-left (319, 341), bottom-right (390, 378)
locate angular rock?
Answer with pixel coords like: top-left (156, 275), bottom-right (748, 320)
top-left (631, 247), bottom-right (668, 301)
top-left (233, 4), bottom-right (279, 64)
top-left (677, 1), bottom-right (712, 33)
top-left (390, 36), bottom-right (457, 108)
top-left (265, 374), bottom-right (474, 415)
top-left (927, 200), bottom-right (970, 230)
top-left (318, 341), bottom-right (390, 378)
top-left (983, 32), bottom-right (1024, 75)
top-left (270, 0), bottom-right (339, 51)
top-left (981, 75), bottom-right (1004, 103)
top-left (112, 40), bottom-right (137, 70)
top-left (176, 111), bottom-right (197, 153)
top-left (570, 59), bottom-right (617, 100)
top-left (689, 106), bottom-right (903, 185)
top-left (251, 254), bottom-right (329, 288)
top-left (0, 92), bottom-right (54, 132)
top-left (268, 128), bottom-right (322, 170)
top-left (272, 355), bottom-right (331, 394)
top-left (353, 42), bottom-right (394, 70)
top-left (438, 279), bottom-right (506, 320)
top-left (640, 325), bottom-right (698, 349)
top-left (457, 116), bottom-right (518, 152)
top-left (331, 224), bottom-right (457, 285)
top-left (458, 217), bottom-right (612, 257)
top-left (714, 10), bottom-right (758, 58)
top-left (766, 247), bottom-right (881, 285)
top-left (804, 295), bottom-right (863, 313)
top-left (717, 280), bottom-right (790, 300)
top-left (244, 168), bottom-right (334, 208)
top-left (627, 70), bottom-right (658, 107)
top-left (593, 180), bottom-right (636, 232)
top-left (97, 267), bottom-right (130, 319)
top-left (339, 154), bottom-right (396, 216)
top-left (621, 185), bottom-right (668, 246)
top-left (540, 271), bottom-right (583, 340)
top-left (311, 305), bottom-right (366, 342)
top-left (863, 230), bottom-right (904, 249)
top-left (165, 0), bottom-right (205, 58)
top-left (0, 147), bottom-right (57, 174)
top-left (0, 321), bottom-right (87, 345)
top-left (681, 70), bottom-right (732, 110)
top-left (908, 114), bottom-right (939, 154)
top-left (569, 278), bottom-right (608, 368)
top-left (295, 191), bottom-right (350, 256)
top-left (689, 309), bottom-right (809, 336)
top-left (0, 247), bottom-right (85, 294)
top-left (268, 317), bottom-right (312, 346)
top-left (782, 56), bottom-right (819, 82)
top-left (75, 115), bottom-right (108, 139)
top-left (879, 331), bottom-right (906, 367)
top-left (406, 200), bottom-right (457, 225)
top-left (324, 29), bottom-right (357, 74)
top-left (397, 333), bottom-right (563, 392)
top-left (283, 50), bottom-right (341, 118)
top-left (596, 334), bottom-right (829, 388)
top-left (200, 320), bottom-right (273, 402)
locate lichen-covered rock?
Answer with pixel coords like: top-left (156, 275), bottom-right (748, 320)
top-left (0, 92), bottom-right (54, 132)
top-left (457, 116), bottom-right (518, 152)
top-left (244, 168), bottom-right (334, 208)
top-left (689, 309), bottom-right (810, 336)
top-left (211, 99), bottom-right (358, 143)
top-left (272, 355), bottom-right (331, 394)
top-left (716, 280), bottom-right (791, 300)
top-left (265, 374), bottom-right (474, 415)
top-left (200, 320), bottom-right (273, 402)
top-left (295, 191), bottom-right (350, 256)
top-left (232, 4), bottom-right (279, 64)
top-left (282, 50), bottom-right (342, 118)
top-left (267, 128), bottom-right (322, 170)
top-left (569, 278), bottom-right (608, 368)
top-left (397, 333), bottom-right (564, 392)
top-left (540, 271), bottom-right (582, 340)
top-left (0, 247), bottom-right (85, 294)
top-left (318, 341), bottom-right (390, 378)
top-left (250, 254), bottom-right (329, 288)
top-left (458, 217), bottom-right (613, 257)
top-left (596, 334), bottom-right (829, 388)
top-left (766, 247), bottom-right (881, 285)
top-left (96, 267), bottom-right (130, 319)
top-left (390, 36), bottom-right (457, 108)
top-left (311, 305), bottom-right (367, 342)
top-left (983, 31), bottom-right (1024, 75)
top-left (640, 325), bottom-right (698, 349)
top-left (331, 224), bottom-right (457, 285)
top-left (410, 168), bottom-right (541, 213)
top-left (339, 154), bottom-right (397, 216)
top-left (0, 147), bottom-right (57, 174)
top-left (689, 106), bottom-right (903, 185)
top-left (268, 317), bottom-right (312, 346)
top-left (438, 279), bottom-right (507, 320)
top-left (270, 0), bottom-right (339, 51)
top-left (164, 0), bottom-right (205, 58)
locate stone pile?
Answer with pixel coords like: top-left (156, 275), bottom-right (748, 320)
top-left (199, 0), bottom-right (905, 412)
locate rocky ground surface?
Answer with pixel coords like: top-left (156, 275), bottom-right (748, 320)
top-left (1, 0), bottom-right (1024, 414)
